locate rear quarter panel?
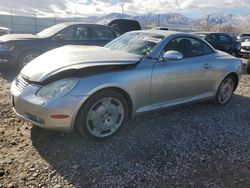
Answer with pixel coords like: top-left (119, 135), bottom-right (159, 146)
top-left (210, 51), bottom-right (242, 90)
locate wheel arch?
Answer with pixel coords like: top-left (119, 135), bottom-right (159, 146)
top-left (73, 86), bottom-right (134, 130)
top-left (227, 72), bottom-right (239, 91)
top-left (18, 48), bottom-right (43, 61)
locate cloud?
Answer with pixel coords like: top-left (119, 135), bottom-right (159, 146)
top-left (0, 0), bottom-right (249, 17)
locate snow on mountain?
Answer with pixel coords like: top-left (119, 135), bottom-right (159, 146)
top-left (80, 12), bottom-right (250, 28)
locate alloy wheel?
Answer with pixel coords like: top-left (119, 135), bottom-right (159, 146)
top-left (86, 97), bottom-right (125, 138)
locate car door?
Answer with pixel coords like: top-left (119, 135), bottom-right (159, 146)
top-left (150, 36), bottom-right (215, 105)
top-left (89, 26), bottom-right (118, 46)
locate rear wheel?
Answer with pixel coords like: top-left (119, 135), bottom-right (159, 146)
top-left (214, 75), bottom-right (235, 105)
top-left (18, 50), bottom-right (40, 70)
top-left (77, 90), bottom-right (129, 140)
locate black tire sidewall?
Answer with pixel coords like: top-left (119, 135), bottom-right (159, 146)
top-left (76, 90), bottom-right (129, 140)
top-left (247, 59), bottom-right (250, 74)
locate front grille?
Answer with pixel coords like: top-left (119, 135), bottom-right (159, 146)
top-left (16, 75), bottom-right (29, 92)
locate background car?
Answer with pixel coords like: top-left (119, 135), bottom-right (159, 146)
top-left (240, 39), bottom-right (250, 58)
top-left (0, 22), bottom-right (120, 70)
top-left (195, 32), bottom-right (241, 57)
top-left (237, 33), bottom-right (250, 42)
top-left (11, 31), bottom-right (242, 140)
top-left (0, 26), bottom-right (12, 36)
top-left (107, 19), bottom-right (141, 34)
top-left (152, 27), bottom-right (169, 31)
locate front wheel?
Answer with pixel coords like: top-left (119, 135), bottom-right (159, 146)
top-left (214, 75), bottom-right (235, 105)
top-left (77, 90), bottom-right (129, 140)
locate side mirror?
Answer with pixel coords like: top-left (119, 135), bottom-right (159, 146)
top-left (54, 34), bottom-right (66, 41)
top-left (162, 50), bottom-right (183, 61)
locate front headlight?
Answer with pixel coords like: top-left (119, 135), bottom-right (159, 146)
top-left (37, 78), bottom-right (79, 99)
top-left (0, 44), bottom-right (15, 52)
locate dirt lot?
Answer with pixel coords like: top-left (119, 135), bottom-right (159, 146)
top-left (0, 65), bottom-right (250, 188)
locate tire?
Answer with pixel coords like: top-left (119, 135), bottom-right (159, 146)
top-left (247, 59), bottom-right (250, 74)
top-left (214, 75), bottom-right (236, 105)
top-left (18, 50), bottom-right (41, 70)
top-left (76, 90), bottom-right (129, 140)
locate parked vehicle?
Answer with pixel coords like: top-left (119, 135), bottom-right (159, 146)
top-left (0, 22), bottom-right (120, 69)
top-left (0, 26), bottom-right (12, 36)
top-left (195, 32), bottom-right (241, 57)
top-left (237, 33), bottom-right (250, 42)
top-left (153, 27), bottom-right (169, 31)
top-left (107, 19), bottom-right (141, 34)
top-left (247, 58), bottom-right (250, 74)
top-left (10, 30), bottom-right (242, 140)
top-left (240, 39), bottom-right (250, 58)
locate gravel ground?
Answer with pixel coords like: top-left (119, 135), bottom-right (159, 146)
top-left (0, 61), bottom-right (250, 188)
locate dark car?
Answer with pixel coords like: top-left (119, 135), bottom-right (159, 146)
top-left (195, 32), bottom-right (241, 57)
top-left (107, 19), bottom-right (141, 34)
top-left (0, 22), bottom-right (120, 69)
top-left (247, 59), bottom-right (250, 74)
top-left (153, 27), bottom-right (169, 31)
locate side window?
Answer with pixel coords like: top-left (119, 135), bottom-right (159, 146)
top-left (219, 35), bottom-right (232, 43)
top-left (91, 27), bottom-right (116, 39)
top-left (206, 34), bottom-right (219, 43)
top-left (57, 26), bottom-right (91, 40)
top-left (165, 37), bottom-right (214, 58)
top-left (75, 26), bottom-right (91, 40)
top-left (58, 27), bottom-right (75, 40)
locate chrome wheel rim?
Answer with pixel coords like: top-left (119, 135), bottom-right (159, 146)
top-left (218, 78), bottom-right (234, 104)
top-left (87, 97), bottom-right (124, 138)
top-left (22, 54), bottom-right (39, 66)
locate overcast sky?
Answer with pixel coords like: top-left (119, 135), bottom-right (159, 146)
top-left (0, 0), bottom-right (249, 18)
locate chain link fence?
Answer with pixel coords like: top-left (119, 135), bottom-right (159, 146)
top-left (0, 13), bottom-right (80, 33)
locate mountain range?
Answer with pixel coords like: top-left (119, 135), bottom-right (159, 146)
top-left (79, 12), bottom-right (250, 29)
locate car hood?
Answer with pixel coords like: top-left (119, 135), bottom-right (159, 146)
top-left (21, 45), bottom-right (142, 82)
top-left (0, 34), bottom-right (40, 42)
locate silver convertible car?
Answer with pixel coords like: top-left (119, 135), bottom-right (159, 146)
top-left (10, 30), bottom-right (242, 140)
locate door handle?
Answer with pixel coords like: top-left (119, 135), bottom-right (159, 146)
top-left (203, 63), bottom-right (211, 69)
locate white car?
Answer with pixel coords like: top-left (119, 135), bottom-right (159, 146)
top-left (240, 39), bottom-right (250, 58)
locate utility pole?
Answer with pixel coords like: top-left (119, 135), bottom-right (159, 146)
top-left (219, 18), bottom-right (222, 32)
top-left (121, 4), bottom-right (124, 18)
top-left (10, 10), bottom-right (14, 31)
top-left (34, 14), bottom-right (37, 33)
top-left (206, 15), bottom-right (210, 30)
top-left (157, 14), bottom-right (160, 27)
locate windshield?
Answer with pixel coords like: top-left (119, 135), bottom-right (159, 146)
top-left (105, 32), bottom-right (164, 56)
top-left (36, 23), bottom-right (68, 37)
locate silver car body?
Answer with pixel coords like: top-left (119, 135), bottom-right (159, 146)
top-left (10, 30), bottom-right (242, 132)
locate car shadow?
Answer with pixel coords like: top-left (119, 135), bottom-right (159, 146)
top-left (31, 94), bottom-right (250, 187)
